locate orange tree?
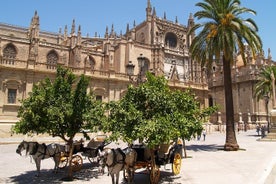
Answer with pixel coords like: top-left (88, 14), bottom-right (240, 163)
top-left (188, 0), bottom-right (262, 151)
top-left (103, 72), bottom-right (216, 152)
top-left (12, 66), bottom-right (105, 180)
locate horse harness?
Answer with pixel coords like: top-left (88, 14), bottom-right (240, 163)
top-left (28, 142), bottom-right (58, 159)
top-left (106, 148), bottom-right (126, 171)
top-left (26, 142), bottom-right (39, 155)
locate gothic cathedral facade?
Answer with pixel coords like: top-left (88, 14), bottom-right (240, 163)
top-left (0, 0), bottom-right (273, 136)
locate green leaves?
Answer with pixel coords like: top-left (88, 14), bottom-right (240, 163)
top-left (13, 66), bottom-right (104, 143)
top-left (254, 66), bottom-right (276, 101)
top-left (104, 73), bottom-right (216, 148)
top-left (189, 0), bottom-right (262, 67)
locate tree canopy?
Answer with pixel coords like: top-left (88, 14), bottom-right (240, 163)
top-left (188, 0), bottom-right (262, 151)
top-left (254, 66), bottom-right (276, 102)
top-left (12, 66), bottom-right (106, 180)
top-left (103, 73), bottom-right (216, 148)
top-left (12, 66), bottom-right (105, 142)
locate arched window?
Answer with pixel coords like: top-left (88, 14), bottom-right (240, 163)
top-left (87, 56), bottom-right (95, 70)
top-left (2, 43), bottom-right (17, 65)
top-left (47, 50), bottom-right (58, 69)
top-left (209, 96), bottom-right (214, 107)
top-left (141, 59), bottom-right (149, 76)
top-left (165, 32), bottom-right (177, 48)
top-left (139, 32), bottom-right (145, 43)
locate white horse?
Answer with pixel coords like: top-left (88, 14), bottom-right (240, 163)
top-left (98, 147), bottom-right (137, 184)
top-left (16, 140), bottom-right (65, 176)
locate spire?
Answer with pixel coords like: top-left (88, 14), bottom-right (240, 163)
top-left (268, 48), bottom-right (272, 61)
top-left (188, 13), bottom-right (194, 28)
top-left (189, 13), bottom-right (193, 19)
top-left (105, 26), bottom-right (109, 38)
top-left (164, 12), bottom-right (167, 20)
top-left (133, 20), bottom-right (136, 28)
top-left (64, 25), bottom-right (68, 40)
top-left (147, 0), bottom-right (151, 9)
top-left (152, 7), bottom-right (156, 17)
top-left (71, 19), bottom-right (75, 35)
top-left (77, 25), bottom-right (81, 45)
top-left (111, 24), bottom-right (115, 37)
top-left (126, 23), bottom-right (129, 33)
top-left (146, 0), bottom-right (152, 21)
top-left (175, 16), bottom-right (178, 24)
top-left (29, 11), bottom-right (40, 39)
top-left (78, 25), bottom-right (81, 34)
top-left (32, 11), bottom-right (39, 26)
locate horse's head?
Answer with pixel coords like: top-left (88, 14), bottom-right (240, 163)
top-left (16, 141), bottom-right (27, 156)
top-left (97, 149), bottom-right (109, 174)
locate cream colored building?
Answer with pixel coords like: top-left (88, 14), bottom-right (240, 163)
top-left (0, 1), bottom-right (208, 136)
top-left (208, 46), bottom-right (275, 131)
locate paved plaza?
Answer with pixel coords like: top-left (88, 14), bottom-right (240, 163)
top-left (1, 129), bottom-right (276, 184)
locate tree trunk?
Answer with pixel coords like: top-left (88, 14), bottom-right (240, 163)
top-left (182, 138), bottom-right (187, 158)
top-left (67, 141), bottom-right (74, 180)
top-left (62, 140), bottom-right (74, 181)
top-left (222, 56), bottom-right (239, 151)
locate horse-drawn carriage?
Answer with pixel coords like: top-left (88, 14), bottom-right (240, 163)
top-left (130, 140), bottom-right (183, 184)
top-left (97, 139), bottom-right (183, 184)
top-left (17, 135), bottom-right (182, 183)
top-left (58, 134), bottom-right (108, 172)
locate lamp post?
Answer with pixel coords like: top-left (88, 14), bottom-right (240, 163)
top-left (264, 94), bottom-right (270, 133)
top-left (126, 54), bottom-right (145, 84)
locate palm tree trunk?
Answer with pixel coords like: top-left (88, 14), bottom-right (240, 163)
top-left (223, 56), bottom-right (239, 151)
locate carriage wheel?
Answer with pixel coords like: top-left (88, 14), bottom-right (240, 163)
top-left (59, 156), bottom-right (68, 169)
top-left (172, 152), bottom-right (182, 175)
top-left (149, 166), bottom-right (160, 184)
top-left (71, 155), bottom-right (83, 172)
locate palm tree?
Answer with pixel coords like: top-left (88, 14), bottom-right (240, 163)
top-left (188, 0), bottom-right (262, 151)
top-left (255, 66), bottom-right (276, 106)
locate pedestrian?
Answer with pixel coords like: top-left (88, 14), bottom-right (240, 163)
top-left (256, 125), bottom-right (260, 136)
top-left (203, 129), bottom-right (206, 141)
top-left (261, 125), bottom-right (265, 138)
top-left (197, 134), bottom-right (201, 141)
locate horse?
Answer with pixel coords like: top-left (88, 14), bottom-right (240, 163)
top-left (16, 140), bottom-right (65, 176)
top-left (98, 147), bottom-right (137, 184)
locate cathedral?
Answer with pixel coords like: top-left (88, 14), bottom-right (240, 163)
top-left (0, 0), bottom-right (274, 136)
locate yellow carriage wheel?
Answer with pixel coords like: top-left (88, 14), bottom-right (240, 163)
top-left (71, 155), bottom-right (83, 172)
top-left (59, 156), bottom-right (68, 169)
top-left (172, 152), bottom-right (182, 175)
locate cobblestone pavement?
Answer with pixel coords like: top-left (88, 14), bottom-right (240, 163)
top-left (1, 130), bottom-right (276, 184)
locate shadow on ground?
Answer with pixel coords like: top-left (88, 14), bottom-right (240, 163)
top-left (132, 169), bottom-right (182, 184)
top-left (8, 162), bottom-right (102, 184)
top-left (246, 134), bottom-right (261, 137)
top-left (9, 161), bottom-right (184, 184)
top-left (186, 144), bottom-right (224, 152)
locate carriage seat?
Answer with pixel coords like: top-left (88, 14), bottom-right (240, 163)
top-left (157, 142), bottom-right (174, 159)
top-left (87, 135), bottom-right (107, 148)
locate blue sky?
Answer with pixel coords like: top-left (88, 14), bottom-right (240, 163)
top-left (0, 0), bottom-right (275, 60)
